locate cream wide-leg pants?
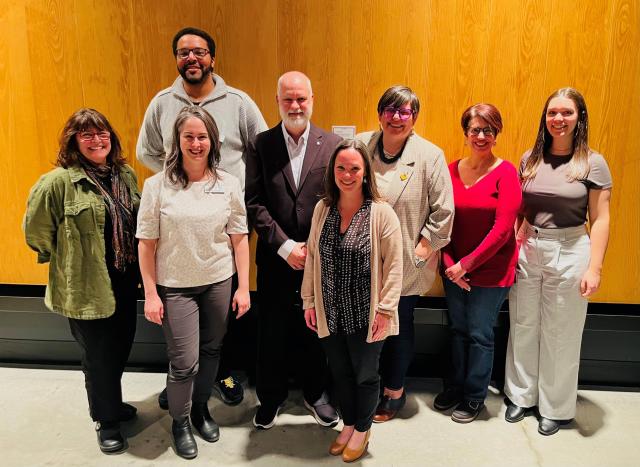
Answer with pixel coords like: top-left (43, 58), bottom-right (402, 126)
top-left (504, 223), bottom-right (590, 420)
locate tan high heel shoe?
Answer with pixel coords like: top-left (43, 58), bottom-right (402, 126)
top-left (342, 430), bottom-right (370, 463)
top-left (329, 435), bottom-right (348, 456)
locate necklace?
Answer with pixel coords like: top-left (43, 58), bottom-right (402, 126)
top-left (377, 134), bottom-right (408, 165)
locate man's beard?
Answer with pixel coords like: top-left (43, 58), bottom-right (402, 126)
top-left (178, 62), bottom-right (213, 84)
top-left (280, 109), bottom-right (312, 130)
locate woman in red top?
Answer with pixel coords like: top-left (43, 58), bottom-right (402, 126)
top-left (434, 104), bottom-right (521, 422)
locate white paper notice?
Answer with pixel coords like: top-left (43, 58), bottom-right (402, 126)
top-left (332, 125), bottom-right (356, 139)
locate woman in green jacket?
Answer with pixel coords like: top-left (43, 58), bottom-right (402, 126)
top-left (24, 108), bottom-right (140, 454)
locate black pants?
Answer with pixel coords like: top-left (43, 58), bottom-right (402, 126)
top-left (68, 279), bottom-right (137, 423)
top-left (321, 328), bottom-right (384, 432)
top-left (256, 261), bottom-right (329, 406)
top-left (378, 295), bottom-right (419, 390)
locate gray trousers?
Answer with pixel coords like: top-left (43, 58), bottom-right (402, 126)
top-left (505, 223), bottom-right (590, 420)
top-left (158, 277), bottom-right (232, 420)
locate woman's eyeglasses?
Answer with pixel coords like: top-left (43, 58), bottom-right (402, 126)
top-left (382, 106), bottom-right (415, 121)
top-left (467, 127), bottom-right (495, 137)
top-left (78, 131), bottom-right (110, 142)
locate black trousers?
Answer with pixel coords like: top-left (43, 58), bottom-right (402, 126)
top-left (256, 260), bottom-right (329, 406)
top-left (68, 277), bottom-right (137, 423)
top-left (321, 328), bottom-right (384, 432)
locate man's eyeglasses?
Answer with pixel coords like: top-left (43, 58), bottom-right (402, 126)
top-left (382, 106), bottom-right (415, 121)
top-left (467, 126), bottom-right (495, 137)
top-left (176, 48), bottom-right (210, 60)
top-left (78, 131), bottom-right (110, 142)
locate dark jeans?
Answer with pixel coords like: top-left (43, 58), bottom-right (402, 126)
top-left (378, 295), bottom-right (419, 390)
top-left (321, 328), bottom-right (384, 432)
top-left (443, 279), bottom-right (509, 402)
top-left (158, 278), bottom-right (232, 420)
top-left (256, 261), bottom-right (329, 406)
top-left (68, 279), bottom-right (137, 423)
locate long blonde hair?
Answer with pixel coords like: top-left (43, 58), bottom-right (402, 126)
top-left (521, 87), bottom-right (591, 184)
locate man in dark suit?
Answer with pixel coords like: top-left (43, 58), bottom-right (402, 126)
top-left (246, 71), bottom-right (341, 429)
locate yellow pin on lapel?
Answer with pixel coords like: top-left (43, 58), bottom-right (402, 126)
top-left (400, 173), bottom-right (408, 181)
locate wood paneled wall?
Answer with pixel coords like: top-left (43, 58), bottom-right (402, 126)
top-left (2, 0), bottom-right (638, 303)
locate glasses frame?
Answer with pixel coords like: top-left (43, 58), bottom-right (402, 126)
top-left (466, 126), bottom-right (495, 137)
top-left (382, 106), bottom-right (415, 121)
top-left (77, 131), bottom-right (111, 142)
top-left (175, 47), bottom-right (210, 60)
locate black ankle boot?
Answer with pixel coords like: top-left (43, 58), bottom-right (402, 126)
top-left (172, 418), bottom-right (198, 459)
top-left (191, 402), bottom-right (220, 442)
top-left (95, 421), bottom-right (124, 453)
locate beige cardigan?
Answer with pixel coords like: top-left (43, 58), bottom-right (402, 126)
top-left (357, 131), bottom-right (454, 295)
top-left (301, 200), bottom-right (403, 343)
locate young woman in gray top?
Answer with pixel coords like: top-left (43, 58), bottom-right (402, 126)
top-left (504, 88), bottom-right (612, 436)
top-left (137, 107), bottom-right (250, 458)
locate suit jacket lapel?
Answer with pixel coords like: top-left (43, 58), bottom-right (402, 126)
top-left (372, 131), bottom-right (417, 207)
top-left (274, 125), bottom-right (297, 193)
top-left (297, 124), bottom-right (323, 193)
top-left (385, 160), bottom-right (415, 207)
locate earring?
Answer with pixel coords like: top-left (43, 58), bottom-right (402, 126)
top-left (364, 177), bottom-right (368, 184)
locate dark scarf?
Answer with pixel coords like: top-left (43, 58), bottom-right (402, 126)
top-left (80, 160), bottom-right (136, 272)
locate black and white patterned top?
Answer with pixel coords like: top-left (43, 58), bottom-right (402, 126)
top-left (319, 200), bottom-right (372, 335)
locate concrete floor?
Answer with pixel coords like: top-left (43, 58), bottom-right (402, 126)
top-left (1, 367), bottom-right (639, 466)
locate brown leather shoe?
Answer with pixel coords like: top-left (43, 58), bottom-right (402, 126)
top-left (329, 436), bottom-right (348, 456)
top-left (342, 430), bottom-right (370, 463)
top-left (373, 391), bottom-right (406, 423)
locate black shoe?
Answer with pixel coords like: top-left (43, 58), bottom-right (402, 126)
top-left (304, 393), bottom-right (339, 427)
top-left (158, 388), bottom-right (168, 410)
top-left (373, 390), bottom-right (407, 423)
top-left (538, 417), bottom-right (560, 436)
top-left (95, 421), bottom-right (125, 454)
top-left (538, 417), bottom-right (571, 436)
top-left (505, 401), bottom-right (527, 423)
top-left (191, 403), bottom-right (220, 442)
top-left (451, 400), bottom-right (485, 423)
top-left (253, 403), bottom-right (282, 430)
top-left (214, 376), bottom-right (244, 406)
top-left (434, 388), bottom-right (462, 411)
top-left (119, 402), bottom-right (137, 422)
top-left (172, 418), bottom-right (198, 459)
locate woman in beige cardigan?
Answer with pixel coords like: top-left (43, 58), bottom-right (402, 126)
top-left (302, 139), bottom-right (403, 462)
top-left (357, 85), bottom-right (454, 422)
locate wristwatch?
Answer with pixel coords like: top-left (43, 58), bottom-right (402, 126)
top-left (414, 255), bottom-right (427, 268)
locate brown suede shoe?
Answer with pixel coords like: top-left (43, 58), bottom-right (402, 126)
top-left (342, 430), bottom-right (370, 463)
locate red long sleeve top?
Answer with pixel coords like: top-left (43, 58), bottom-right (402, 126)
top-left (441, 160), bottom-right (521, 287)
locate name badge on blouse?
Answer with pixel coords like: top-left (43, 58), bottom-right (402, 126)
top-left (204, 179), bottom-right (225, 194)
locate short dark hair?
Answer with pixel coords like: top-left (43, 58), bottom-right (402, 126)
top-left (165, 106), bottom-right (221, 188)
top-left (461, 103), bottom-right (503, 136)
top-left (56, 108), bottom-right (126, 168)
top-left (323, 139), bottom-right (382, 207)
top-left (377, 85), bottom-right (420, 117)
top-left (172, 27), bottom-right (216, 57)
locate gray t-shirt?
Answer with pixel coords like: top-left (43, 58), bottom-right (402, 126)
top-left (520, 150), bottom-right (612, 228)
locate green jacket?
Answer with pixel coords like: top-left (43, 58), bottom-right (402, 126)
top-left (24, 164), bottom-right (141, 319)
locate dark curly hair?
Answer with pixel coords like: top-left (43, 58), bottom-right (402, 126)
top-left (56, 108), bottom-right (126, 168)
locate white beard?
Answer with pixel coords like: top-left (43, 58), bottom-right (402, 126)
top-left (280, 108), bottom-right (312, 130)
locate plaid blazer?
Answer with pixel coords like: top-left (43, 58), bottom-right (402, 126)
top-left (357, 131), bottom-right (454, 295)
